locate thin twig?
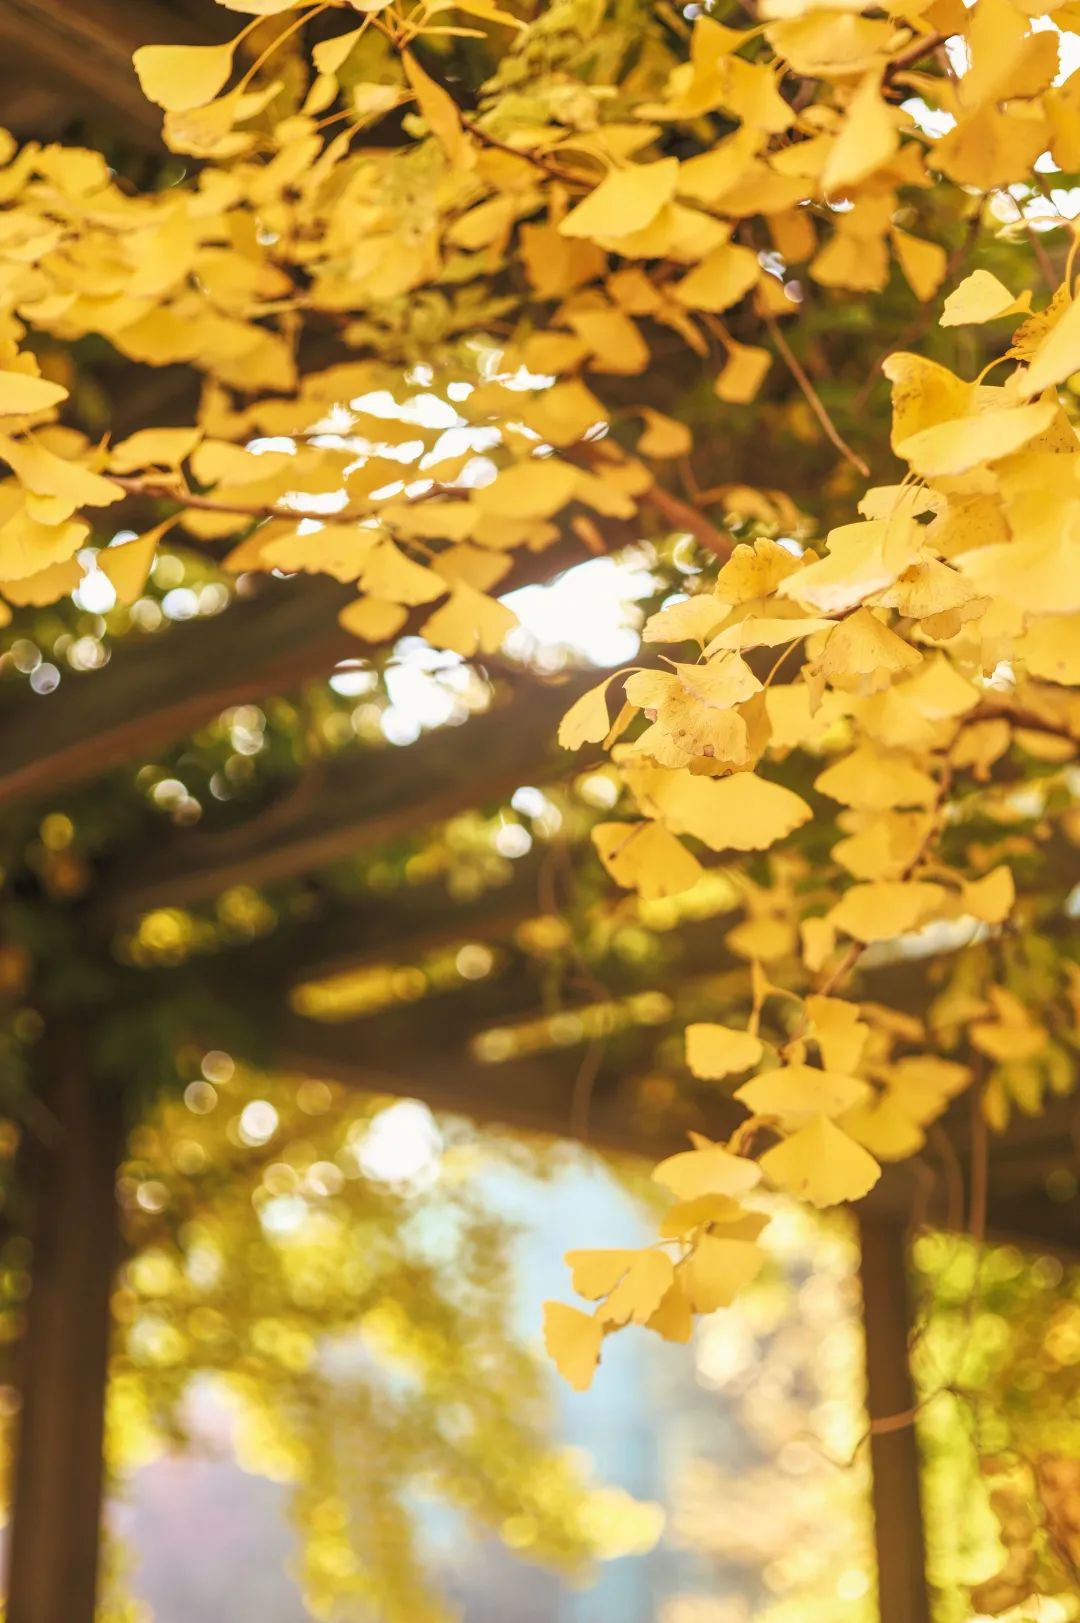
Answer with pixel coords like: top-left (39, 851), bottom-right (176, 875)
top-left (968, 1080), bottom-right (988, 1246)
top-left (460, 115), bottom-right (583, 186)
top-left (929, 1122), bottom-right (966, 1236)
top-left (569, 1034), bottom-right (605, 1145)
top-left (764, 312), bottom-right (870, 477)
top-left (883, 29), bottom-right (948, 84)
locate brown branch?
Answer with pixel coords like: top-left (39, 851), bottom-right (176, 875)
top-left (459, 115), bottom-right (583, 186)
top-left (928, 1122), bottom-right (966, 1236)
top-left (968, 1080), bottom-right (988, 1246)
top-left (646, 483), bottom-right (734, 559)
top-left (763, 312), bottom-right (871, 478)
top-left (884, 29), bottom-right (948, 83)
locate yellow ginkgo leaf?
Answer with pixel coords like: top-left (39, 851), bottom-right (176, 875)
top-left (543, 1302), bottom-right (603, 1392)
top-left (828, 880), bottom-right (945, 943)
top-left (419, 583), bottom-right (516, 656)
top-left (715, 341), bottom-right (771, 404)
top-left (312, 27), bottom-right (364, 74)
top-left (671, 652), bottom-right (762, 710)
top-left (1015, 728), bottom-right (1075, 763)
top-left (559, 674), bottom-right (624, 750)
top-left (936, 104), bottom-right (1048, 191)
top-left (642, 768), bottom-right (812, 853)
top-left (882, 352), bottom-right (971, 447)
top-left (132, 42), bottom-right (236, 113)
top-left (1021, 291), bottom-right (1080, 397)
top-left (653, 1143), bottom-right (762, 1200)
top-left (706, 614), bottom-right (833, 653)
top-left (658, 1195), bottom-right (769, 1241)
top-left (1015, 613), bottom-right (1080, 684)
top-left (896, 399), bottom-right (1056, 478)
top-left (474, 458), bottom-right (579, 520)
top-left (686, 1022), bottom-right (763, 1079)
top-left (725, 913), bottom-right (797, 964)
top-left (0, 509), bottom-right (87, 583)
top-left (628, 676), bottom-right (751, 765)
top-left (600, 1250), bottom-right (676, 1326)
top-left (645, 1281), bottom-right (694, 1343)
top-left (801, 916), bottom-right (836, 972)
top-left (778, 520), bottom-right (915, 614)
top-left (338, 596), bottom-right (409, 643)
top-left (892, 229), bottom-right (948, 304)
top-left (940, 269), bottom-right (1031, 327)
top-left (360, 540), bottom-right (444, 605)
top-left (839, 1096), bottom-right (926, 1162)
top-left (643, 595), bottom-right (728, 645)
top-left (822, 72), bottom-right (898, 194)
top-left (759, 1114), bottom-right (881, 1207)
top-left (961, 865), bottom-right (1015, 925)
top-left (804, 995), bottom-right (869, 1074)
top-left (734, 1062), bottom-right (871, 1122)
top-left (682, 1235), bottom-right (764, 1312)
top-left (715, 538), bottom-right (802, 603)
top-left (970, 1012), bottom-right (1046, 1063)
top-left (559, 159), bottom-right (680, 241)
top-left (403, 51), bottom-right (471, 165)
top-left (675, 243), bottom-right (759, 312)
top-left (815, 745), bottom-right (938, 809)
top-left (98, 520), bottom-right (174, 605)
top-left (638, 409), bottom-right (692, 458)
top-left (873, 558), bottom-right (978, 622)
top-left (0, 434), bottom-right (121, 510)
top-left (957, 534), bottom-right (1080, 617)
top-left (592, 821), bottom-right (703, 898)
top-left (109, 427), bottom-right (201, 473)
top-left (565, 1249), bottom-right (639, 1300)
top-left (0, 372), bottom-right (68, 417)
top-left (260, 524), bottom-right (378, 582)
top-left (525, 380), bottom-right (607, 448)
top-left (887, 1056), bottom-right (972, 1123)
top-left (2, 555), bottom-right (83, 606)
top-left (816, 607), bottom-right (921, 688)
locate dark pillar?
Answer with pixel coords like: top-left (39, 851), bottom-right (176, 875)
top-left (5, 1037), bottom-right (123, 1623)
top-left (858, 1215), bottom-right (933, 1623)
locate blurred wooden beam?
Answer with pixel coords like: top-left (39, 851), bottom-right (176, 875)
top-left (5, 1034), bottom-right (123, 1623)
top-left (0, 577), bottom-right (355, 812)
top-left (278, 855), bottom-right (551, 985)
top-left (209, 863), bottom-right (1080, 1249)
top-left (272, 967), bottom-right (1080, 1250)
top-left (0, 534), bottom-right (588, 815)
top-left (858, 1217), bottom-right (933, 1623)
top-left (275, 994), bottom-right (739, 1160)
top-left (106, 670), bottom-right (596, 919)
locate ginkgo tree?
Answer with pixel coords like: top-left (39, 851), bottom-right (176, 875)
top-left (3, 0), bottom-right (1080, 1614)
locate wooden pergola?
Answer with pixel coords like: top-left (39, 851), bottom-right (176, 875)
top-left (2, 8), bottom-right (1078, 1622)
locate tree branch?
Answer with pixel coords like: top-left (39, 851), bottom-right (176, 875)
top-left (645, 483), bottom-right (734, 558)
top-left (764, 312), bottom-right (871, 478)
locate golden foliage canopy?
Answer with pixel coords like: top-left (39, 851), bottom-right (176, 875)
top-left (2, 0), bottom-right (1080, 1539)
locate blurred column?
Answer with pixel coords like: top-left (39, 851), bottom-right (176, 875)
top-left (5, 1033), bottom-right (122, 1623)
top-left (858, 1215), bottom-right (932, 1623)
